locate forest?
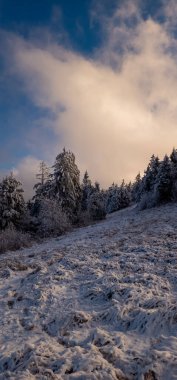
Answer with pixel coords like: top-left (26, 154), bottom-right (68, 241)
top-left (0, 147), bottom-right (177, 252)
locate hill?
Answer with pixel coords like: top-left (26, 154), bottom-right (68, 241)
top-left (0, 204), bottom-right (177, 379)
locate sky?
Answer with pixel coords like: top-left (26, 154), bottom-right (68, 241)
top-left (1, 0), bottom-right (177, 198)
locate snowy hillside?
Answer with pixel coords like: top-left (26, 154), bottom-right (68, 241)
top-left (0, 204), bottom-right (177, 379)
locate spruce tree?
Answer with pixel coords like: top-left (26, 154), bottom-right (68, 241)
top-left (155, 155), bottom-right (172, 204)
top-left (132, 172), bottom-right (142, 202)
top-left (36, 161), bottom-right (50, 186)
top-left (106, 184), bottom-right (120, 213)
top-left (88, 189), bottom-right (106, 220)
top-left (141, 155), bottom-right (160, 195)
top-left (0, 173), bottom-right (25, 229)
top-left (119, 180), bottom-right (131, 208)
top-left (81, 171), bottom-right (93, 211)
top-left (52, 148), bottom-right (81, 216)
top-left (170, 148), bottom-right (177, 199)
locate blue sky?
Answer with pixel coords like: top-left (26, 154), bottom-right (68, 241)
top-left (0, 0), bottom-right (98, 168)
top-left (1, 0), bottom-right (177, 197)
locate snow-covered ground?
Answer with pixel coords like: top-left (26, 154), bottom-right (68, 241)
top-left (0, 204), bottom-right (177, 380)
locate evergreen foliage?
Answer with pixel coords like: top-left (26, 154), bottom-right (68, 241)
top-left (132, 173), bottom-right (141, 202)
top-left (170, 148), bottom-right (177, 199)
top-left (106, 181), bottom-right (131, 213)
top-left (52, 148), bottom-right (81, 216)
top-left (81, 171), bottom-right (94, 211)
top-left (0, 174), bottom-right (25, 229)
top-left (106, 184), bottom-right (120, 213)
top-left (88, 189), bottom-right (106, 221)
top-left (141, 155), bottom-right (160, 195)
top-left (155, 155), bottom-right (172, 204)
top-left (133, 150), bottom-right (177, 209)
top-left (4, 146), bottom-right (177, 238)
top-left (36, 161), bottom-right (50, 185)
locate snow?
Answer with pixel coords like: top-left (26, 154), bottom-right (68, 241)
top-left (0, 203), bottom-right (177, 379)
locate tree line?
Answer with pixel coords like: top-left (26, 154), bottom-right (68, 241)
top-left (132, 148), bottom-right (177, 209)
top-left (1, 147), bottom-right (177, 243)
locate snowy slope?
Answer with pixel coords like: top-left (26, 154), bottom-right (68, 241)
top-left (0, 204), bottom-right (177, 380)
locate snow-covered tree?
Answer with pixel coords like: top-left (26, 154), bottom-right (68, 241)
top-left (83, 170), bottom-right (91, 187)
top-left (33, 178), bottom-right (52, 205)
top-left (32, 176), bottom-right (53, 218)
top-left (170, 148), bottom-right (177, 199)
top-left (0, 174), bottom-right (25, 229)
top-left (132, 172), bottom-right (142, 202)
top-left (51, 148), bottom-right (81, 216)
top-left (154, 155), bottom-right (172, 204)
top-left (36, 198), bottom-right (70, 237)
top-left (81, 171), bottom-right (94, 211)
top-left (88, 189), bottom-right (106, 220)
top-left (106, 184), bottom-right (120, 213)
top-left (170, 148), bottom-right (177, 165)
top-left (33, 161), bottom-right (51, 210)
top-left (94, 182), bottom-right (100, 192)
top-left (119, 180), bottom-right (131, 208)
top-left (36, 161), bottom-right (50, 186)
top-left (138, 155), bottom-right (160, 209)
top-left (106, 181), bottom-right (131, 214)
top-left (141, 155), bottom-right (160, 195)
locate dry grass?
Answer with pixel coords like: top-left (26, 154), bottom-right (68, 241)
top-left (0, 227), bottom-right (32, 254)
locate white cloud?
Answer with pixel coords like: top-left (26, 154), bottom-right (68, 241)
top-left (2, 1), bottom-right (177, 194)
top-left (13, 156), bottom-right (42, 200)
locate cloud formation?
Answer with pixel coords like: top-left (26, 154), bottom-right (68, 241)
top-left (2, 1), bottom-right (177, 194)
top-left (13, 156), bottom-right (42, 200)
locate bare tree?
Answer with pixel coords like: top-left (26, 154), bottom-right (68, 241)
top-left (36, 161), bottom-right (50, 185)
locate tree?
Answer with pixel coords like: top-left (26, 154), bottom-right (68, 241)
top-left (36, 161), bottom-right (50, 186)
top-left (155, 155), bottom-right (172, 204)
top-left (132, 173), bottom-right (142, 202)
top-left (52, 148), bottom-right (81, 216)
top-left (81, 171), bottom-right (93, 211)
top-left (141, 155), bottom-right (160, 195)
top-left (33, 179), bottom-right (52, 207)
top-left (33, 161), bottom-right (51, 206)
top-left (36, 198), bottom-right (70, 237)
top-left (0, 173), bottom-right (25, 229)
top-left (119, 180), bottom-right (131, 208)
top-left (106, 184), bottom-right (120, 213)
top-left (170, 148), bottom-right (177, 199)
top-left (94, 181), bottom-right (100, 192)
top-left (88, 189), bottom-right (106, 220)
top-left (106, 180), bottom-right (131, 214)
top-left (82, 170), bottom-right (91, 187)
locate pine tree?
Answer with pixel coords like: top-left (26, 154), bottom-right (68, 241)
top-left (170, 148), bottom-right (177, 199)
top-left (170, 148), bottom-right (177, 165)
top-left (83, 171), bottom-right (91, 187)
top-left (141, 155), bottom-right (160, 195)
top-left (155, 155), bottom-right (172, 204)
top-left (36, 161), bottom-right (50, 186)
top-left (106, 184), bottom-right (120, 213)
top-left (33, 161), bottom-right (51, 207)
top-left (88, 189), bottom-right (106, 220)
top-left (0, 173), bottom-right (25, 229)
top-left (106, 180), bottom-right (131, 214)
top-left (33, 179), bottom-right (52, 202)
top-left (94, 182), bottom-right (100, 193)
top-left (132, 172), bottom-right (142, 202)
top-left (52, 148), bottom-right (81, 216)
top-left (119, 180), bottom-right (131, 208)
top-left (33, 180), bottom-right (52, 218)
top-left (81, 171), bottom-right (93, 211)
